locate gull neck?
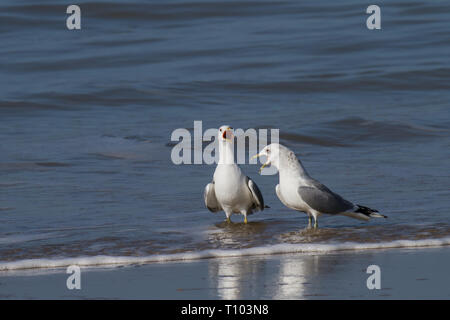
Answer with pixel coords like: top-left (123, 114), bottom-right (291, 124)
top-left (218, 140), bottom-right (235, 164)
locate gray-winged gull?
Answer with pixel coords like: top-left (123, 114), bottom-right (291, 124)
top-left (253, 143), bottom-right (386, 229)
top-left (204, 125), bottom-right (266, 223)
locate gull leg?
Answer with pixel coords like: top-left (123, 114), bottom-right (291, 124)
top-left (308, 215), bottom-right (312, 229)
top-left (225, 211), bottom-right (232, 223)
top-left (243, 211), bottom-right (248, 224)
top-left (311, 212), bottom-right (319, 229)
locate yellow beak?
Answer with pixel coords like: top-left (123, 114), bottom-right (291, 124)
top-left (258, 162), bottom-right (268, 174)
top-left (251, 153), bottom-right (268, 174)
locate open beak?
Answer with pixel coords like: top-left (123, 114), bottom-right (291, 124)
top-left (258, 162), bottom-right (270, 174)
top-left (222, 127), bottom-right (234, 142)
top-left (251, 153), bottom-right (269, 174)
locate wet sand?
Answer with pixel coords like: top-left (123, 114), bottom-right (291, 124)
top-left (0, 246), bottom-right (449, 299)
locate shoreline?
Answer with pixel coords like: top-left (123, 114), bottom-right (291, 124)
top-left (1, 236), bottom-right (450, 274)
top-left (0, 246), bottom-right (449, 299)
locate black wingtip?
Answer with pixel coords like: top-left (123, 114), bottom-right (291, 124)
top-left (356, 205), bottom-right (379, 216)
top-left (356, 205), bottom-right (387, 219)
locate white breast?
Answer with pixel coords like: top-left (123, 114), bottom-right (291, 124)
top-left (213, 164), bottom-right (252, 212)
top-left (278, 177), bottom-right (310, 212)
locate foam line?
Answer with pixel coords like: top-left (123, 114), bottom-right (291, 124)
top-left (1, 237), bottom-right (449, 271)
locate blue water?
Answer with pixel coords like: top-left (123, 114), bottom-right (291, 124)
top-left (0, 0), bottom-right (449, 269)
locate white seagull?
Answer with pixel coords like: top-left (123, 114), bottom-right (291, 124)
top-left (204, 125), bottom-right (266, 223)
top-left (253, 143), bottom-right (386, 229)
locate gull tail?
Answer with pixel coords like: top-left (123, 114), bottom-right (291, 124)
top-left (355, 205), bottom-right (387, 219)
top-left (341, 205), bottom-right (387, 221)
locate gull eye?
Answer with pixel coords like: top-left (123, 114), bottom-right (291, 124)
top-left (220, 128), bottom-right (222, 132)
top-left (267, 148), bottom-right (270, 153)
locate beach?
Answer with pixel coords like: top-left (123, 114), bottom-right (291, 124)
top-left (0, 246), bottom-right (449, 299)
top-left (1, 0), bottom-right (449, 300)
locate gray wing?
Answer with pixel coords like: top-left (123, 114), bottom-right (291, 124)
top-left (246, 176), bottom-right (265, 211)
top-left (204, 182), bottom-right (222, 212)
top-left (298, 181), bottom-right (354, 214)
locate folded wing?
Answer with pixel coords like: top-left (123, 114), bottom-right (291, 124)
top-left (204, 182), bottom-right (222, 212)
top-left (298, 182), bottom-right (354, 214)
top-left (246, 176), bottom-right (265, 211)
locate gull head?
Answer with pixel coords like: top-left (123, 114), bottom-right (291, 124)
top-left (218, 125), bottom-right (234, 143)
top-left (252, 143), bottom-right (282, 173)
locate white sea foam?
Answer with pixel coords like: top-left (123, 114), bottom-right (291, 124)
top-left (1, 237), bottom-right (449, 272)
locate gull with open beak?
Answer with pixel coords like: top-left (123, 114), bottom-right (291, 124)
top-left (204, 125), bottom-right (266, 223)
top-left (253, 143), bottom-right (386, 229)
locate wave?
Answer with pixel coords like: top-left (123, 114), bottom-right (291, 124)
top-left (0, 100), bottom-right (65, 111)
top-left (276, 116), bottom-right (445, 148)
top-left (1, 1), bottom-right (293, 22)
top-left (1, 237), bottom-right (449, 272)
top-left (280, 131), bottom-right (353, 147)
top-left (322, 116), bottom-right (445, 143)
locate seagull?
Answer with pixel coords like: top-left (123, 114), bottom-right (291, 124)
top-left (204, 125), bottom-right (266, 223)
top-left (253, 143), bottom-right (386, 229)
